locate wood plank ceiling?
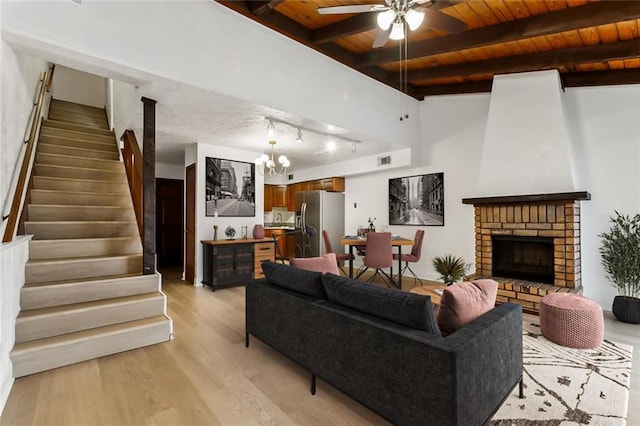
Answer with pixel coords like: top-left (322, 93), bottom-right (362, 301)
top-left (217, 0), bottom-right (640, 99)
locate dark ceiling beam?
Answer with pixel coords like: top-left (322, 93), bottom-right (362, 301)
top-left (311, 0), bottom-right (456, 44)
top-left (356, 1), bottom-right (640, 66)
top-left (412, 69), bottom-right (640, 98)
top-left (413, 80), bottom-right (494, 97)
top-left (562, 69), bottom-right (640, 88)
top-left (312, 14), bottom-right (377, 44)
top-left (404, 39), bottom-right (640, 81)
top-left (248, 1), bottom-right (285, 17)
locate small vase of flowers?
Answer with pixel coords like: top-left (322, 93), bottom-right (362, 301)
top-left (368, 217), bottom-right (376, 232)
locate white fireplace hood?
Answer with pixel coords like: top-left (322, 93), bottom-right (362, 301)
top-left (475, 70), bottom-right (576, 197)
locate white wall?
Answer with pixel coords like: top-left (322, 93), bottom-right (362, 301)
top-left (51, 65), bottom-right (105, 108)
top-left (0, 42), bottom-right (49, 238)
top-left (111, 80), bottom-right (139, 141)
top-left (156, 162), bottom-right (184, 180)
top-left (349, 85), bottom-right (640, 310)
top-left (564, 85), bottom-right (640, 308)
top-left (2, 1), bottom-right (420, 155)
top-left (0, 236), bottom-right (30, 416)
top-left (346, 93), bottom-right (490, 281)
top-left (193, 143), bottom-right (264, 285)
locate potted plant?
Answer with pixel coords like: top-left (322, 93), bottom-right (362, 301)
top-left (432, 254), bottom-right (470, 286)
top-left (599, 211), bottom-right (640, 324)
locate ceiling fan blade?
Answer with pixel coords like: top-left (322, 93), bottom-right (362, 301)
top-left (317, 4), bottom-right (384, 15)
top-left (372, 27), bottom-right (392, 48)
top-left (420, 8), bottom-right (467, 33)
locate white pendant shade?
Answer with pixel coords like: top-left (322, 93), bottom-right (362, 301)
top-left (376, 9), bottom-right (395, 30)
top-left (405, 8), bottom-right (424, 31)
top-left (389, 21), bottom-right (405, 40)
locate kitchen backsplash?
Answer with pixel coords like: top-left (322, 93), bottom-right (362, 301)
top-left (264, 207), bottom-right (295, 225)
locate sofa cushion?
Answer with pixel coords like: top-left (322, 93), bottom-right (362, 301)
top-left (436, 279), bottom-right (498, 336)
top-left (290, 253), bottom-right (340, 275)
top-left (261, 261), bottom-right (326, 299)
top-left (321, 274), bottom-right (440, 335)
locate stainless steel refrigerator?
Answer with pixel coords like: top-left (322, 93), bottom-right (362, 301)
top-left (295, 190), bottom-right (344, 258)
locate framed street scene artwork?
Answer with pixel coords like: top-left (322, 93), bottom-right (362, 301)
top-left (205, 157), bottom-right (255, 217)
top-left (389, 172), bottom-right (444, 226)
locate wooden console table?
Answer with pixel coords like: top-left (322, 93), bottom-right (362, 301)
top-left (201, 238), bottom-right (275, 291)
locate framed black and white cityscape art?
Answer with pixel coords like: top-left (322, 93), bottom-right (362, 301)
top-left (205, 157), bottom-right (256, 217)
top-left (389, 172), bottom-right (444, 226)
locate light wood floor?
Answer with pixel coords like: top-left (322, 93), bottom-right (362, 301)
top-left (2, 268), bottom-right (638, 425)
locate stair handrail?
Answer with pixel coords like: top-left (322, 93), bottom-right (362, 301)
top-left (121, 129), bottom-right (143, 237)
top-left (2, 64), bottom-right (55, 243)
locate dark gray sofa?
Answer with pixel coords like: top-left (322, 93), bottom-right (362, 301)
top-left (246, 262), bottom-right (523, 426)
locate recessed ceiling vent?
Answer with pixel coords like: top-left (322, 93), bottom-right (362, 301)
top-left (378, 156), bottom-right (392, 166)
top-left (288, 174), bottom-right (294, 180)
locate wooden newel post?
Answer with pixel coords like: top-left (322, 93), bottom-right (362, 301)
top-left (141, 97), bottom-right (157, 275)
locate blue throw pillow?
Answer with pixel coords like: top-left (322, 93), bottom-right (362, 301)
top-left (261, 261), bottom-right (326, 299)
top-left (321, 274), bottom-right (440, 335)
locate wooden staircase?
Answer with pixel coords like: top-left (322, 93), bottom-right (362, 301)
top-left (10, 99), bottom-right (172, 378)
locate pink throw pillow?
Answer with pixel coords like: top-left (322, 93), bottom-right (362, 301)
top-left (290, 253), bottom-right (340, 275)
top-left (436, 279), bottom-right (498, 336)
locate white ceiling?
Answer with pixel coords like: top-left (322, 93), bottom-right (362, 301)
top-left (127, 78), bottom-right (398, 170)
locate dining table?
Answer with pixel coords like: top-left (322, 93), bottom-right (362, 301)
top-left (339, 235), bottom-right (414, 289)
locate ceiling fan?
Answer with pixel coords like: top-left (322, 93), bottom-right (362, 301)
top-left (317, 0), bottom-right (467, 48)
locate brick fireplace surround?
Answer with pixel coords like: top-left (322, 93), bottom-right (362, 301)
top-left (462, 192), bottom-right (591, 314)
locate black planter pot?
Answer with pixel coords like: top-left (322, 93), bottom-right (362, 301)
top-left (612, 295), bottom-right (640, 324)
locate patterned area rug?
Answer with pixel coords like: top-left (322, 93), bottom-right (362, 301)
top-left (490, 321), bottom-right (633, 425)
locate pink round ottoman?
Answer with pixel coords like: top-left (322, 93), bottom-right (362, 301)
top-left (539, 293), bottom-right (604, 349)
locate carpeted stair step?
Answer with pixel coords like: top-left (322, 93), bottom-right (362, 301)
top-left (20, 273), bottom-right (160, 310)
top-left (49, 99), bottom-right (106, 117)
top-left (42, 118), bottom-right (113, 137)
top-left (36, 152), bottom-right (123, 171)
top-left (34, 163), bottom-right (127, 182)
top-left (47, 112), bottom-right (108, 129)
top-left (24, 220), bottom-right (138, 240)
top-left (38, 133), bottom-right (117, 153)
top-left (25, 253), bottom-right (142, 284)
top-left (10, 315), bottom-right (172, 377)
top-left (39, 127), bottom-right (115, 145)
top-left (37, 143), bottom-right (120, 160)
top-left (30, 189), bottom-right (131, 206)
top-left (15, 292), bottom-right (166, 343)
top-left (27, 204), bottom-right (135, 221)
top-left (29, 237), bottom-right (141, 260)
top-left (32, 176), bottom-right (129, 193)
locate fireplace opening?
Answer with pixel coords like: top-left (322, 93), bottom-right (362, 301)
top-left (492, 235), bottom-right (554, 284)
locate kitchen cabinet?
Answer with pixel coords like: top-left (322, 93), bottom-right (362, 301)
top-left (201, 239), bottom-right (275, 290)
top-left (264, 184), bottom-right (274, 211)
top-left (323, 177), bottom-right (345, 192)
top-left (264, 184), bottom-right (287, 210)
top-left (274, 185), bottom-right (288, 207)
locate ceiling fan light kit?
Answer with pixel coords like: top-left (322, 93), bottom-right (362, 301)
top-left (317, 0), bottom-right (466, 48)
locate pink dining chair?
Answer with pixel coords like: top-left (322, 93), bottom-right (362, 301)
top-left (354, 232), bottom-right (395, 287)
top-left (323, 230), bottom-right (354, 275)
top-left (393, 229), bottom-right (425, 286)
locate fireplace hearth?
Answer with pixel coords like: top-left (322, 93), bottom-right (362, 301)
top-left (462, 192), bottom-right (590, 314)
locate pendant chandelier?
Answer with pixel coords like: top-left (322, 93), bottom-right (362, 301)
top-left (254, 140), bottom-right (290, 176)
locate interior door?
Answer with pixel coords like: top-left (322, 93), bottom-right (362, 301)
top-left (185, 164), bottom-right (196, 283)
top-left (156, 178), bottom-right (184, 267)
